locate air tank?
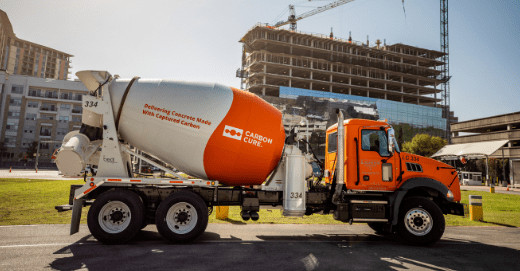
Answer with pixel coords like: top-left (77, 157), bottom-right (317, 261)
top-left (83, 76), bottom-right (286, 186)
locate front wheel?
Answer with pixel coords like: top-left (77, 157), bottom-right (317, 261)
top-left (87, 190), bottom-right (145, 244)
top-left (397, 197), bottom-right (445, 245)
top-left (155, 191), bottom-right (208, 243)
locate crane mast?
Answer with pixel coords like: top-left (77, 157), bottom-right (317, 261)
top-left (440, 0), bottom-right (451, 142)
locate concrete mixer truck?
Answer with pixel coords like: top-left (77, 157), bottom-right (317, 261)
top-left (55, 70), bottom-right (464, 245)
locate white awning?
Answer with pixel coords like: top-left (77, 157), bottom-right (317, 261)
top-left (432, 140), bottom-right (509, 160)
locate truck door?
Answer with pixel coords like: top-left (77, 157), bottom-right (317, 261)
top-left (356, 128), bottom-right (397, 191)
top-left (324, 131), bottom-right (337, 184)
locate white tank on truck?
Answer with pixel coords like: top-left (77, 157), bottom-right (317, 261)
top-left (56, 71), bottom-right (286, 186)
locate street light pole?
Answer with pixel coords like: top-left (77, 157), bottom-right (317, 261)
top-left (35, 139), bottom-right (40, 172)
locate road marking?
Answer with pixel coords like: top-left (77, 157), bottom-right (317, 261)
top-left (0, 243), bottom-right (72, 248)
top-left (0, 225), bottom-right (38, 228)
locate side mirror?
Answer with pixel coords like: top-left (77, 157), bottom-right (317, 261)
top-left (387, 128), bottom-right (396, 154)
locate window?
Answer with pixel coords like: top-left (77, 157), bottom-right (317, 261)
top-left (11, 85), bottom-right (23, 94)
top-left (9, 98), bottom-right (22, 106)
top-left (57, 128), bottom-right (68, 136)
top-left (72, 105), bottom-right (82, 114)
top-left (28, 88), bottom-right (42, 97)
top-left (60, 91), bottom-right (71, 100)
top-left (40, 143), bottom-right (49, 150)
top-left (41, 103), bottom-right (56, 111)
top-left (72, 116), bottom-right (81, 122)
top-left (361, 130), bottom-right (390, 157)
top-left (6, 122), bottom-right (18, 131)
top-left (4, 136), bottom-right (16, 147)
top-left (27, 101), bottom-right (39, 108)
top-left (8, 111), bottom-right (20, 117)
top-left (60, 104), bottom-right (71, 110)
top-left (45, 90), bottom-right (58, 99)
top-left (25, 113), bottom-right (37, 120)
top-left (328, 132), bottom-right (337, 153)
top-left (40, 127), bottom-right (52, 137)
top-left (73, 93), bottom-right (82, 101)
top-left (58, 116), bottom-right (69, 123)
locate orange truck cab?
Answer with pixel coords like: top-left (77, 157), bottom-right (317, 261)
top-left (323, 118), bottom-right (464, 245)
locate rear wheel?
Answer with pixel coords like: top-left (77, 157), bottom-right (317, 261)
top-left (155, 191), bottom-right (208, 243)
top-left (87, 190), bottom-right (145, 244)
top-left (397, 197), bottom-right (445, 245)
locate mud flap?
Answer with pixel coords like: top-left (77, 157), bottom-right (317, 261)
top-left (70, 199), bottom-right (85, 235)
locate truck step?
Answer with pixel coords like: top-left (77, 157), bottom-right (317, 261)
top-left (350, 200), bottom-right (388, 204)
top-left (352, 218), bottom-right (388, 222)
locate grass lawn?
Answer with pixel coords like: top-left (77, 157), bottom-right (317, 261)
top-left (1, 178), bottom-right (519, 227)
top-left (0, 178), bottom-right (86, 225)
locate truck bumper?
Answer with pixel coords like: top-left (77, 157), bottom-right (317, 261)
top-left (445, 202), bottom-right (466, 216)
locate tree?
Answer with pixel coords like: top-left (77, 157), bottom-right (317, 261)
top-left (402, 134), bottom-right (447, 157)
top-left (26, 141), bottom-right (39, 160)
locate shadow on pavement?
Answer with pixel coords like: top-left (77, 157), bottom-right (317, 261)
top-left (480, 221), bottom-right (517, 228)
top-left (49, 230), bottom-right (520, 271)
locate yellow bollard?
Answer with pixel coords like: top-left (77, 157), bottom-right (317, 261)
top-left (490, 186), bottom-right (495, 193)
top-left (216, 206), bottom-right (229, 220)
top-left (469, 195), bottom-right (483, 221)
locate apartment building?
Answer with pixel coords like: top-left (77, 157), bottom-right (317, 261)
top-left (0, 71), bottom-right (87, 163)
top-left (0, 10), bottom-right (71, 80)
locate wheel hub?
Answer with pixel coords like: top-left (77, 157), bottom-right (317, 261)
top-left (176, 211), bottom-right (189, 224)
top-left (98, 201), bottom-right (132, 234)
top-left (404, 208), bottom-right (433, 236)
top-left (166, 202), bottom-right (198, 234)
top-left (413, 217), bottom-right (424, 227)
top-left (109, 210), bottom-right (125, 223)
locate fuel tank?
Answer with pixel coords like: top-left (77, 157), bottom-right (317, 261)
top-left (95, 78), bottom-right (285, 186)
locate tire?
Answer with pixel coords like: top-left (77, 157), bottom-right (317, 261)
top-left (87, 190), bottom-right (145, 244)
top-left (155, 191), bottom-right (208, 243)
top-left (397, 196), bottom-right (445, 245)
top-left (367, 222), bottom-right (389, 235)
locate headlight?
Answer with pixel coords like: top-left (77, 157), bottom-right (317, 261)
top-left (446, 190), bottom-right (454, 201)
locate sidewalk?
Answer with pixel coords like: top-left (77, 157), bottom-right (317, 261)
top-left (461, 185), bottom-right (520, 195)
top-left (0, 169), bottom-right (79, 180)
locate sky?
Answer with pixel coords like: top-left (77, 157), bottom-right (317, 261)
top-left (1, 0), bottom-right (519, 122)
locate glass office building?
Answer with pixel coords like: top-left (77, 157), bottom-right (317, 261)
top-left (279, 86), bottom-right (446, 130)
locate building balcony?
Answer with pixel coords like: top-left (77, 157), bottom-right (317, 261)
top-left (39, 107), bottom-right (57, 113)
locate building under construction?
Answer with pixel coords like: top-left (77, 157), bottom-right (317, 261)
top-left (239, 24), bottom-right (451, 136)
top-left (240, 24), bottom-right (445, 106)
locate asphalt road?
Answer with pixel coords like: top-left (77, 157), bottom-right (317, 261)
top-left (0, 224), bottom-right (519, 271)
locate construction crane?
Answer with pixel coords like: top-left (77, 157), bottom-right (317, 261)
top-left (273, 0), bottom-right (355, 31)
top-left (440, 0), bottom-right (451, 142)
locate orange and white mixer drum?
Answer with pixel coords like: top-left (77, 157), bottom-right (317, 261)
top-left (107, 79), bottom-right (286, 186)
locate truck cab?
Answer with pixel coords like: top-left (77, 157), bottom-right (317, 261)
top-left (324, 118), bottom-right (464, 244)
